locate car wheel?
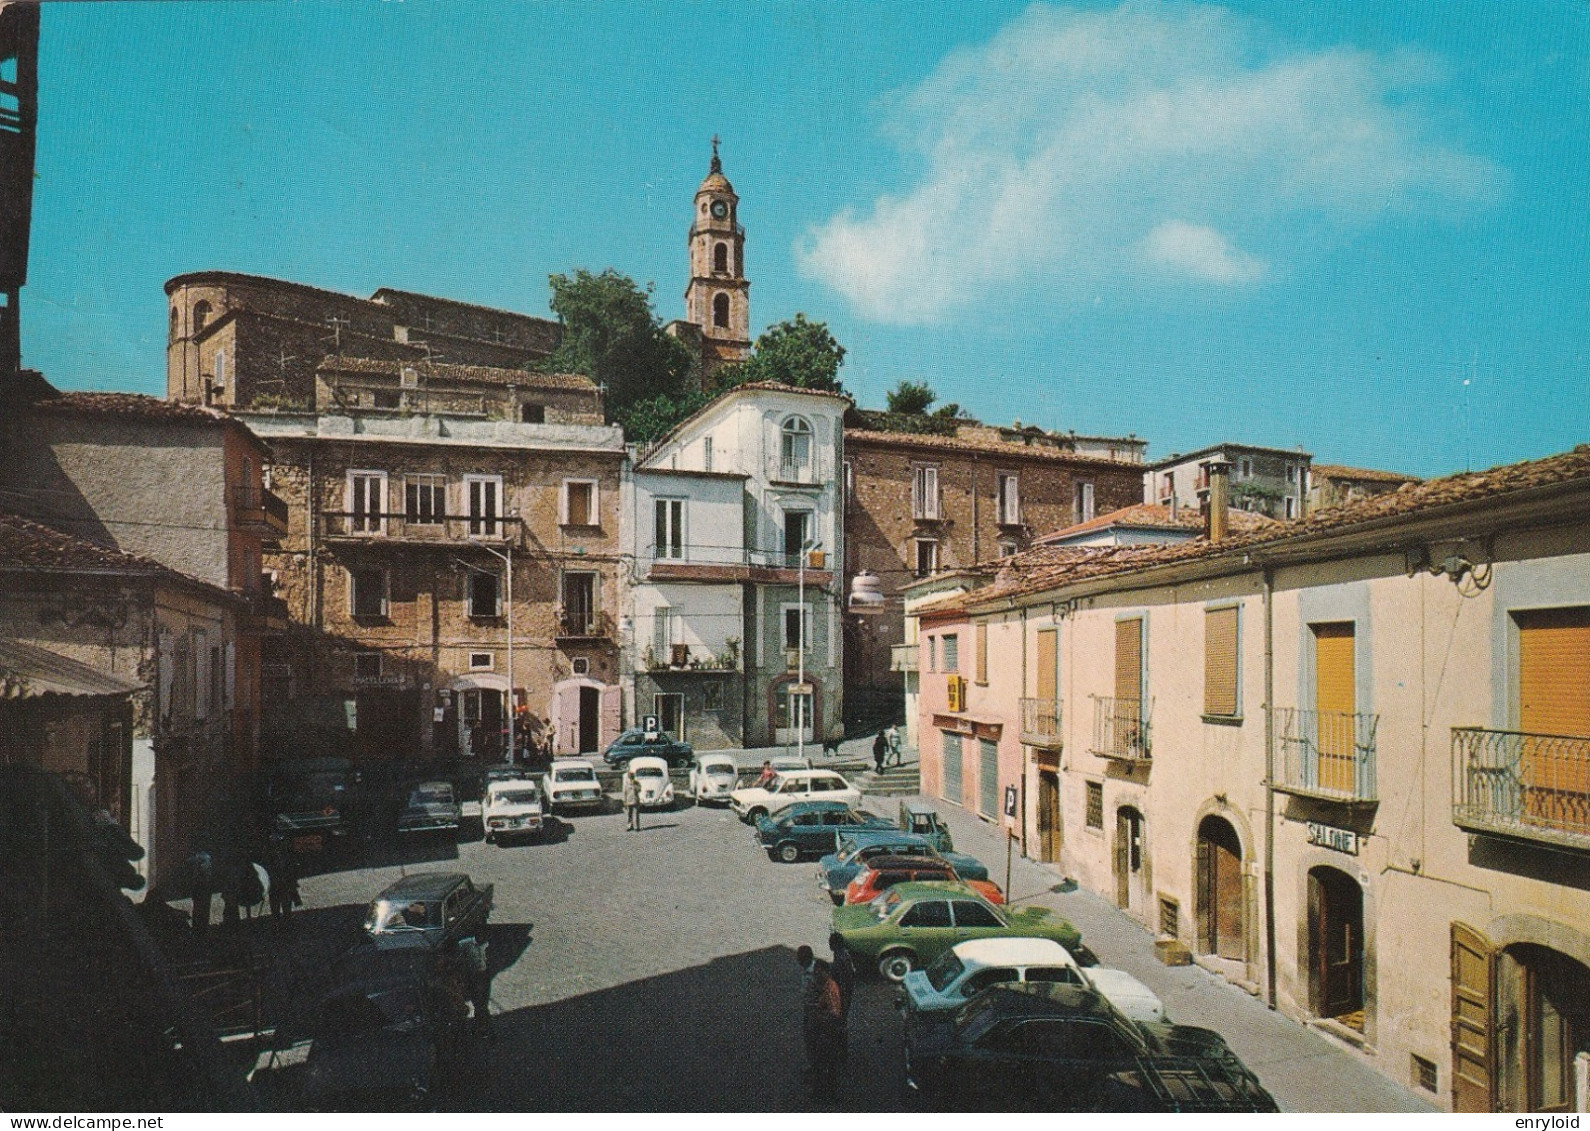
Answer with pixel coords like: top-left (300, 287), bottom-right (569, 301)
top-left (777, 842), bottom-right (801, 864)
top-left (878, 950), bottom-right (915, 982)
top-left (748, 807), bottom-right (767, 823)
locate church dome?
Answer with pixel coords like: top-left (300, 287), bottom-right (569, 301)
top-left (697, 138), bottom-right (736, 197)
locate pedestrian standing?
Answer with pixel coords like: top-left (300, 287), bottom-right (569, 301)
top-left (187, 851), bottom-right (214, 936)
top-left (623, 768), bottom-right (641, 831)
top-left (796, 945), bottom-right (844, 1093)
top-left (872, 731), bottom-right (887, 775)
top-left (885, 723), bottom-right (902, 767)
top-left (828, 932), bottom-right (856, 1022)
top-left (455, 935), bottom-right (492, 1040)
top-left (266, 845), bottom-right (301, 923)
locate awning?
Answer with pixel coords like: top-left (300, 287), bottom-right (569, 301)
top-left (0, 638), bottom-right (144, 699)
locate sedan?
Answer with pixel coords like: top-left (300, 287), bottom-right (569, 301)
top-left (832, 881), bottom-right (1081, 981)
top-left (845, 856), bottom-right (1005, 905)
top-left (397, 781), bottom-right (460, 837)
top-left (542, 759), bottom-right (606, 814)
top-left (481, 778), bottom-right (546, 844)
top-left (816, 832), bottom-right (989, 902)
top-left (755, 801), bottom-right (894, 863)
top-left (360, 872), bottom-right (493, 954)
top-left (603, 728), bottom-right (694, 769)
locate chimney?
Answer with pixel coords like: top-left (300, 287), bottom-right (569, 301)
top-left (1205, 459), bottom-right (1231, 542)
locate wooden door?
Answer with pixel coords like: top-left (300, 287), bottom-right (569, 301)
top-left (1115, 808), bottom-right (1142, 911)
top-left (1309, 867), bottom-right (1363, 1020)
top-left (578, 686), bottom-right (600, 753)
top-left (1037, 770), bottom-right (1060, 862)
top-left (1196, 817), bottom-right (1245, 961)
top-left (1517, 608), bottom-right (1590, 830)
top-left (1313, 623), bottom-right (1356, 792)
top-left (1451, 922), bottom-right (1496, 1113)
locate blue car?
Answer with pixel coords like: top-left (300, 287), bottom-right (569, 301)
top-left (755, 801), bottom-right (894, 863)
top-left (816, 830), bottom-right (988, 903)
top-left (602, 728), bottom-right (694, 769)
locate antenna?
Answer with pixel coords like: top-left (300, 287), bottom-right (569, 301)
top-left (325, 315), bottom-right (351, 353)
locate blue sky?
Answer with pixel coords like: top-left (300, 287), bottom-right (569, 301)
top-left (24, 0), bottom-right (1590, 476)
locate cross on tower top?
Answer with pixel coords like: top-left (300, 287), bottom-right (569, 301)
top-left (710, 134), bottom-right (721, 174)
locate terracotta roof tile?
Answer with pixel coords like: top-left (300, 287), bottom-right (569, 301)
top-left (1309, 463), bottom-right (1421, 484)
top-left (1037, 502), bottom-right (1279, 542)
top-left (968, 445), bottom-right (1590, 608)
top-left (32, 391), bottom-right (232, 425)
top-left (845, 429), bottom-right (1140, 468)
top-left (0, 512), bottom-right (176, 576)
top-left (317, 356), bottom-right (596, 391)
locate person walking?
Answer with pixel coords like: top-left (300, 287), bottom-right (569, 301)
top-left (884, 723), bottom-right (903, 767)
top-left (623, 768), bottom-right (641, 831)
top-left (872, 731), bottom-right (888, 775)
top-left (454, 935), bottom-right (492, 1040)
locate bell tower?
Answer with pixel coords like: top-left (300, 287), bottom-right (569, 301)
top-left (683, 137), bottom-right (751, 371)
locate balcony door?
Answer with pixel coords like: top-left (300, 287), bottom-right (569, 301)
top-left (1517, 607), bottom-right (1590, 832)
top-left (1313, 623), bottom-right (1356, 792)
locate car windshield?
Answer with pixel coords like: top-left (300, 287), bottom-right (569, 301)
top-left (365, 897), bottom-right (442, 933)
top-left (634, 766), bottom-right (664, 778)
top-left (491, 789), bottom-right (539, 805)
top-left (925, 950), bottom-right (966, 992)
top-left (554, 767), bottom-right (595, 782)
top-left (706, 764), bottom-right (736, 777)
top-left (409, 784), bottom-right (453, 806)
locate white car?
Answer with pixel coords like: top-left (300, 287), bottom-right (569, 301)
top-left (542, 758), bottom-right (605, 814)
top-left (900, 937), bottom-right (1166, 1024)
top-left (730, 769), bottom-right (860, 822)
top-left (481, 778), bottom-right (546, 843)
top-left (689, 753), bottom-right (740, 805)
top-left (627, 756), bottom-right (675, 809)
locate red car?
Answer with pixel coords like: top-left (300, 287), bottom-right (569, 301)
top-left (845, 855), bottom-right (1005, 906)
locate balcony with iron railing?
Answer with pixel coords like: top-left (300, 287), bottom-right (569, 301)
top-left (232, 485), bottom-right (289, 537)
top-left (1021, 697), bottom-right (1063, 749)
top-left (891, 644), bottom-right (919, 673)
top-left (1275, 708), bottom-right (1379, 803)
top-left (556, 608), bottom-right (614, 642)
top-left (320, 511), bottom-right (518, 544)
top-left (1089, 696), bottom-right (1149, 763)
top-left (1452, 727), bottom-right (1590, 852)
top-left (638, 641), bottom-right (741, 674)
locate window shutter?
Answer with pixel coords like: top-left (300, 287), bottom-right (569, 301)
top-left (975, 623), bottom-right (988, 683)
top-left (1114, 618), bottom-right (1143, 704)
top-left (1517, 607), bottom-right (1590, 736)
top-left (559, 482), bottom-right (569, 525)
top-left (1204, 606), bottom-right (1239, 716)
top-left (1036, 629), bottom-right (1058, 704)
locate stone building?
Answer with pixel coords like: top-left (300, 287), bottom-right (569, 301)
top-left (910, 446), bottom-right (1590, 1112)
top-left (0, 513), bottom-right (242, 884)
top-left (843, 422), bottom-right (1146, 729)
top-left (241, 395), bottom-right (627, 764)
top-left (634, 382), bottom-right (849, 748)
top-left (665, 140), bottom-right (752, 379)
top-left (1147, 441), bottom-right (1311, 520)
top-left (165, 271), bottom-right (560, 411)
top-left (1307, 463), bottom-right (1421, 512)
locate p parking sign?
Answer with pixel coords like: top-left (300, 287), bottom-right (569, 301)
top-left (642, 713), bottom-right (660, 735)
top-left (1004, 785), bottom-right (1019, 819)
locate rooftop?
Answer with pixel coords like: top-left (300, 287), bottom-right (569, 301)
top-left (1148, 441), bottom-right (1311, 470)
top-left (317, 356), bottom-right (596, 391)
top-left (1037, 502), bottom-right (1280, 543)
top-left (845, 428), bottom-right (1141, 469)
top-left (0, 638), bottom-right (144, 700)
top-left (0, 512), bottom-right (235, 601)
top-left (25, 390), bottom-right (274, 453)
top-left (1310, 463), bottom-right (1421, 484)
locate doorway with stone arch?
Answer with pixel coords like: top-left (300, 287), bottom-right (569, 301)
top-left (1195, 814), bottom-right (1245, 961)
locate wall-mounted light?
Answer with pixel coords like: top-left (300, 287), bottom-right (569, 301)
top-left (848, 569), bottom-right (886, 613)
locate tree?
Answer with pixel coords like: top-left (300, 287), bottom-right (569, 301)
top-left (615, 388), bottom-right (713, 445)
top-left (886, 380), bottom-right (937, 416)
top-left (733, 313), bottom-right (846, 392)
top-left (542, 268), bottom-right (695, 421)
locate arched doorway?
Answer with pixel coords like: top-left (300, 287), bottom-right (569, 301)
top-left (1497, 944), bottom-right (1590, 1112)
top-left (550, 677), bottom-right (619, 756)
top-left (451, 674), bottom-right (507, 761)
top-left (1308, 865), bottom-right (1364, 1027)
top-left (1113, 806), bottom-right (1146, 914)
top-left (1196, 815), bottom-right (1244, 961)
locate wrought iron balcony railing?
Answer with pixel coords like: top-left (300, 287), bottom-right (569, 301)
top-left (1275, 708), bottom-right (1378, 803)
top-left (320, 511), bottom-right (517, 543)
top-left (1452, 727), bottom-right (1590, 851)
top-left (1020, 697), bottom-right (1063, 749)
top-left (556, 608), bottom-right (613, 641)
top-left (1089, 696), bottom-right (1149, 763)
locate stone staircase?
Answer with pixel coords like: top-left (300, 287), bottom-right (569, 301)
top-left (851, 757), bottom-right (921, 797)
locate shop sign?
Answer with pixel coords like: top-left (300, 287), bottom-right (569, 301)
top-left (1307, 821), bottom-right (1360, 856)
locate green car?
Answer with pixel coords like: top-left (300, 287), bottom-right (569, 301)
top-left (832, 881), bottom-right (1082, 982)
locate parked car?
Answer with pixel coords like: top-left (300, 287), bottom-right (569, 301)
top-left (301, 947), bottom-right (466, 1111)
top-left (816, 831), bottom-right (989, 902)
top-left (900, 936), bottom-right (1163, 1023)
top-left (846, 855), bottom-right (1005, 905)
top-left (832, 881), bottom-right (1081, 981)
top-left (481, 778), bottom-right (546, 844)
top-left (627, 756), bottom-right (675, 809)
top-left (603, 728), bottom-right (694, 769)
top-left (903, 982), bottom-right (1276, 1111)
top-left (688, 753), bottom-right (740, 805)
top-left (730, 768), bottom-right (860, 822)
top-left (542, 758), bottom-right (606, 814)
top-left (263, 757), bottom-right (356, 855)
top-left (360, 872), bottom-right (493, 954)
top-left (754, 800), bottom-right (894, 862)
top-left (897, 800), bottom-right (956, 852)
top-left (397, 780), bottom-right (461, 837)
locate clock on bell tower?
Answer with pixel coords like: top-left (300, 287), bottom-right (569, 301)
top-left (684, 137), bottom-right (751, 370)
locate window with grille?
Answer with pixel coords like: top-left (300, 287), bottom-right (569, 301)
top-left (1086, 781), bottom-right (1104, 829)
top-left (465, 475), bottom-right (501, 537)
top-left (1159, 896), bottom-right (1180, 939)
top-left (702, 436), bottom-right (713, 472)
top-left (997, 473), bottom-right (1020, 525)
top-left (347, 471), bottom-right (386, 533)
top-left (350, 568), bottom-right (387, 618)
top-left (405, 475), bottom-right (445, 525)
top-left (467, 570), bottom-right (500, 618)
top-left (655, 498), bottom-right (685, 559)
top-left (913, 465), bottom-right (940, 520)
top-left (1411, 1055), bottom-right (1437, 1093)
top-left (1204, 605), bottom-right (1240, 718)
top-left (942, 634), bottom-right (959, 673)
top-left (562, 480), bottom-right (597, 527)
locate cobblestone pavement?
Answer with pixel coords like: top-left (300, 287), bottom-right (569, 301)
top-left (240, 743), bottom-right (1434, 1111)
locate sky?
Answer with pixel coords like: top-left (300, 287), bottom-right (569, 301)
top-left (22, 0), bottom-right (1590, 477)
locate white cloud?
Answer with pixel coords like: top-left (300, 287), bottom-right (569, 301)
top-left (796, 2), bottom-right (1503, 324)
top-left (1140, 220), bottom-right (1264, 283)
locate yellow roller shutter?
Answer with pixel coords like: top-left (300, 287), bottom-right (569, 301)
top-left (1037, 629), bottom-right (1058, 704)
top-left (1313, 623), bottom-right (1355, 792)
top-left (1204, 606), bottom-right (1239, 717)
top-left (1517, 607), bottom-right (1590, 831)
top-left (1115, 618), bottom-right (1143, 704)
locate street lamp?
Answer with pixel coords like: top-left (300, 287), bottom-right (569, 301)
top-left (795, 538), bottom-right (823, 765)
